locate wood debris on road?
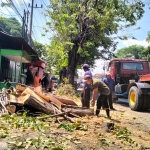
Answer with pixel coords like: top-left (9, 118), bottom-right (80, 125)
top-left (0, 84), bottom-right (94, 122)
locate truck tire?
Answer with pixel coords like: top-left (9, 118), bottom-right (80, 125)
top-left (128, 86), bottom-right (143, 111)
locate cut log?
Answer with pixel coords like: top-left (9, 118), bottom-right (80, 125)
top-left (61, 105), bottom-right (94, 117)
top-left (9, 94), bottom-right (30, 105)
top-left (17, 94), bottom-right (31, 104)
top-left (35, 92), bottom-right (50, 102)
top-left (16, 84), bottom-right (27, 92)
top-left (52, 94), bottom-right (78, 106)
top-left (6, 105), bottom-right (16, 114)
top-left (21, 88), bottom-right (45, 104)
top-left (25, 96), bottom-right (55, 114)
top-left (35, 92), bottom-right (62, 107)
top-left (34, 86), bottom-right (42, 93)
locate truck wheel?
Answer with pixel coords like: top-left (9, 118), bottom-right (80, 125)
top-left (128, 86), bottom-right (143, 111)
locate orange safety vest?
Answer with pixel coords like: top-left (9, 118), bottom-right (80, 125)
top-left (34, 76), bottom-right (41, 88)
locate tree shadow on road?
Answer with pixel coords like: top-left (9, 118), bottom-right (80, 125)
top-left (114, 101), bottom-right (150, 113)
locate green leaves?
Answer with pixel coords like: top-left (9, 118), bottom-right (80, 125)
top-left (58, 123), bottom-right (75, 132)
top-left (0, 17), bottom-right (22, 36)
top-left (2, 111), bottom-right (50, 132)
top-left (0, 112), bottom-right (67, 149)
top-left (58, 121), bottom-right (88, 132)
top-left (113, 125), bottom-right (138, 145)
top-left (44, 0), bottom-right (145, 83)
top-left (115, 45), bottom-right (148, 59)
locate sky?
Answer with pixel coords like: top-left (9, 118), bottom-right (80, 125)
top-left (0, 0), bottom-right (150, 75)
top-left (0, 0), bottom-right (51, 44)
top-left (93, 5), bottom-right (150, 75)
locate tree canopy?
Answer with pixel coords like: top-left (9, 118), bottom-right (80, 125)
top-left (45, 0), bottom-right (145, 84)
top-left (115, 45), bottom-right (148, 59)
top-left (0, 17), bottom-right (22, 36)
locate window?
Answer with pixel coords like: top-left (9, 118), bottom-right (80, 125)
top-left (122, 62), bottom-right (143, 70)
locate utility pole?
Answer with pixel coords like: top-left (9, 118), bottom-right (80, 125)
top-left (25, 11), bottom-right (30, 43)
top-left (22, 10), bottom-right (26, 38)
top-left (22, 10), bottom-right (29, 42)
top-left (28, 0), bottom-right (43, 46)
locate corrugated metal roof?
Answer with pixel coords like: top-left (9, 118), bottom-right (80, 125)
top-left (0, 28), bottom-right (40, 62)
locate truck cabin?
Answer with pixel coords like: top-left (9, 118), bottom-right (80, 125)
top-left (108, 58), bottom-right (149, 84)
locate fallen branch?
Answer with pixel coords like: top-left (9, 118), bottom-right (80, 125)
top-left (61, 105), bottom-right (94, 117)
top-left (37, 111), bottom-right (71, 119)
top-left (64, 115), bottom-right (75, 123)
top-left (50, 111), bottom-right (71, 117)
top-left (69, 112), bottom-right (81, 118)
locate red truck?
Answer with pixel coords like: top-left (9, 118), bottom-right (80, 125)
top-left (108, 58), bottom-right (150, 111)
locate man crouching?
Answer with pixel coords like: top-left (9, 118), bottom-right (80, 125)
top-left (84, 75), bottom-right (110, 118)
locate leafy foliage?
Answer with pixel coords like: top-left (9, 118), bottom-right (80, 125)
top-left (113, 125), bottom-right (138, 146)
top-left (54, 78), bottom-right (80, 100)
top-left (0, 112), bottom-right (68, 149)
top-left (115, 45), bottom-right (148, 59)
top-left (98, 133), bottom-right (110, 147)
top-left (33, 41), bottom-right (47, 58)
top-left (46, 38), bottom-right (68, 73)
top-left (2, 112), bottom-right (49, 132)
top-left (45, 0), bottom-right (145, 83)
top-left (58, 120), bottom-right (88, 132)
top-left (0, 17), bottom-right (22, 36)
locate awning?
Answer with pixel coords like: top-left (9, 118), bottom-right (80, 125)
top-left (0, 28), bottom-right (40, 62)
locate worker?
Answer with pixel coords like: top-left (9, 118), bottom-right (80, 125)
top-left (47, 72), bottom-right (53, 92)
top-left (81, 64), bottom-right (92, 108)
top-left (33, 71), bottom-right (41, 88)
top-left (84, 75), bottom-right (110, 118)
top-left (26, 66), bottom-right (34, 86)
top-left (103, 72), bottom-right (116, 110)
top-left (41, 72), bottom-right (49, 92)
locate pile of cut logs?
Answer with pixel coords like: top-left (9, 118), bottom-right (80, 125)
top-left (6, 84), bottom-right (94, 122)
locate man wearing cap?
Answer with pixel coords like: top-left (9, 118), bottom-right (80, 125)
top-left (84, 75), bottom-right (110, 118)
top-left (81, 64), bottom-right (92, 108)
top-left (103, 72), bottom-right (116, 110)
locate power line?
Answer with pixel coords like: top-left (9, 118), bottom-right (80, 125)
top-left (28, 0), bottom-right (43, 45)
top-left (22, 0), bottom-right (29, 10)
top-left (34, 0), bottom-right (45, 27)
top-left (14, 0), bottom-right (23, 12)
top-left (0, 8), bottom-right (17, 16)
top-left (6, 0), bottom-right (23, 19)
top-left (37, 10), bottom-right (44, 26)
top-left (33, 25), bottom-right (44, 29)
top-left (41, 0), bottom-right (48, 7)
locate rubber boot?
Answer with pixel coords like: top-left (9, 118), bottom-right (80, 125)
top-left (80, 91), bottom-right (84, 107)
top-left (96, 109), bottom-right (100, 116)
top-left (106, 109), bottom-right (110, 119)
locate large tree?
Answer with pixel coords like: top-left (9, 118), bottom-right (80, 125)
top-left (115, 45), bottom-right (148, 59)
top-left (46, 0), bottom-right (145, 84)
top-left (0, 17), bottom-right (22, 36)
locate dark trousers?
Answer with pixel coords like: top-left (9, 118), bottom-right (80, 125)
top-left (48, 88), bottom-right (52, 92)
top-left (96, 94), bottom-right (110, 117)
top-left (108, 93), bottom-right (113, 109)
top-left (81, 88), bottom-right (91, 108)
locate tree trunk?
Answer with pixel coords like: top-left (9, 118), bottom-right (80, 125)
top-left (67, 43), bottom-right (79, 84)
top-left (25, 96), bottom-right (55, 114)
top-left (52, 94), bottom-right (78, 106)
top-left (61, 105), bottom-right (94, 117)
